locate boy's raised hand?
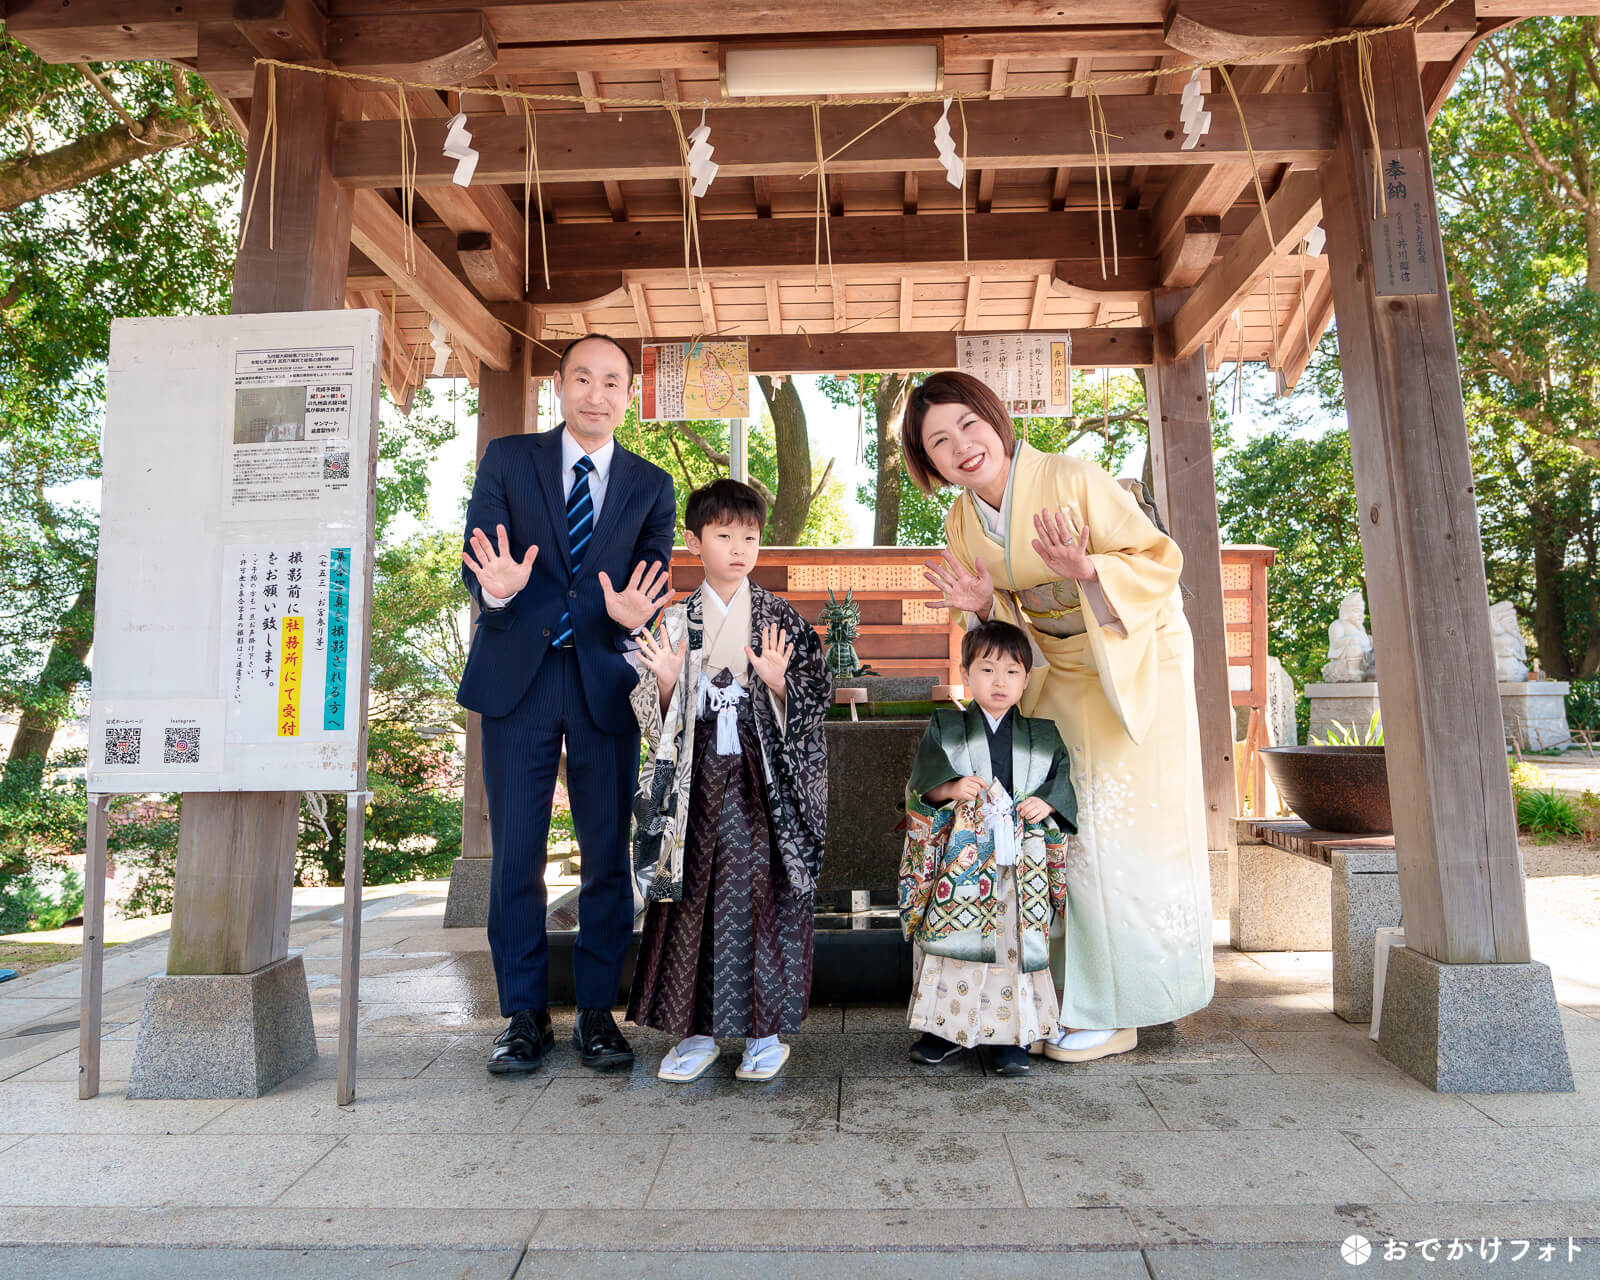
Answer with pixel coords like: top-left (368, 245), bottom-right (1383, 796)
top-left (600, 560), bottom-right (673, 630)
top-left (746, 622), bottom-right (793, 695)
top-left (637, 624), bottom-right (689, 690)
top-left (463, 524), bottom-right (537, 600)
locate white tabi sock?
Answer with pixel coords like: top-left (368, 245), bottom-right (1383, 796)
top-left (1051, 1027), bottom-right (1119, 1051)
top-left (674, 1035), bottom-right (716, 1059)
top-left (745, 1034), bottom-right (780, 1058)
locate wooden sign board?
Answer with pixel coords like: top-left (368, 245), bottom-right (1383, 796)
top-left (1369, 147), bottom-right (1440, 298)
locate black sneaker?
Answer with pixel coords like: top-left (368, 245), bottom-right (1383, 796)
top-left (990, 1044), bottom-right (1032, 1077)
top-left (908, 1032), bottom-right (965, 1065)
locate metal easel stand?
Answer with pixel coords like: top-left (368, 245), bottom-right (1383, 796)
top-left (336, 789), bottom-right (370, 1106)
top-left (78, 794), bottom-right (112, 1100)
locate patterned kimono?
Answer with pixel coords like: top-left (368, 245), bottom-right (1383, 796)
top-left (627, 580), bottom-right (831, 1037)
top-left (945, 442), bottom-right (1216, 1030)
top-left (900, 706), bottom-right (1077, 1047)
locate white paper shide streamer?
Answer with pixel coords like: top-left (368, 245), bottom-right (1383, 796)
top-left (1304, 223), bottom-right (1327, 257)
top-left (933, 97), bottom-right (964, 190)
top-left (442, 111), bottom-right (479, 186)
top-left (429, 318), bottom-right (453, 378)
top-left (1180, 70), bottom-right (1212, 151)
top-left (687, 106), bottom-right (719, 198)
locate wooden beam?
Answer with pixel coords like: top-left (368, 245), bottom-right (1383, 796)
top-left (1320, 27), bottom-right (1529, 966)
top-left (1164, 0), bottom-right (1475, 60)
top-left (517, 211), bottom-right (1154, 283)
top-left (1158, 214), bottom-right (1222, 287)
top-left (232, 0), bottom-right (326, 63)
top-left (1148, 287), bottom-right (1235, 850)
top-left (754, 176), bottom-right (773, 218)
top-left (1344, 0), bottom-right (1420, 22)
top-left (1028, 273), bottom-right (1051, 328)
top-left (362, 90), bottom-right (525, 300)
top-left (899, 277), bottom-right (915, 330)
top-left (963, 276), bottom-right (983, 330)
top-left (194, 10), bottom-right (499, 97)
top-left (630, 281), bottom-right (655, 338)
top-left (575, 70), bottom-right (628, 221)
top-left (1281, 275), bottom-right (1334, 388)
top-left (349, 189), bottom-right (513, 370)
top-left (333, 94), bottom-right (1336, 188)
top-left (526, 327), bottom-right (1154, 377)
top-left (764, 279), bottom-right (783, 332)
top-left (698, 277), bottom-right (719, 332)
top-left (903, 172), bottom-right (920, 215)
top-left (1166, 169), bottom-right (1323, 358)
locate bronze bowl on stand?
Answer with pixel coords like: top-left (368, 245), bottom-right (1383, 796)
top-left (1260, 745), bottom-right (1393, 835)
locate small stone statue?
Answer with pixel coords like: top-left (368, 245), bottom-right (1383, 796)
top-left (817, 588), bottom-right (876, 681)
top-left (1490, 600), bottom-right (1529, 682)
top-left (1321, 589), bottom-right (1375, 683)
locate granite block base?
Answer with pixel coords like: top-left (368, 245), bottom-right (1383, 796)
top-left (1331, 848), bottom-right (1401, 1022)
top-left (1500, 681), bottom-right (1572, 751)
top-left (442, 856), bottom-right (492, 928)
top-left (1229, 838), bottom-right (1332, 952)
top-left (1376, 947), bottom-right (1574, 1093)
top-left (1304, 682), bottom-right (1381, 745)
top-left (819, 719), bottom-right (926, 893)
top-left (127, 954), bottom-right (316, 1099)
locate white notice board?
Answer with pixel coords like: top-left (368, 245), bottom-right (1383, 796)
top-left (88, 310), bottom-right (381, 793)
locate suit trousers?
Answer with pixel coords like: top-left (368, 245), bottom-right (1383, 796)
top-left (480, 646), bottom-right (640, 1013)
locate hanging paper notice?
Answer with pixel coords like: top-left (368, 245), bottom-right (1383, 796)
top-left (1369, 147), bottom-right (1439, 298)
top-left (222, 543), bottom-right (353, 744)
top-left (956, 332), bottom-right (1073, 418)
top-left (640, 340), bottom-right (751, 421)
top-left (227, 345), bottom-right (356, 513)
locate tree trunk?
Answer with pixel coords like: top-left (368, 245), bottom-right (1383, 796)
top-left (1528, 513), bottom-right (1572, 680)
top-left (758, 375), bottom-right (813, 544)
top-left (872, 374), bottom-right (910, 545)
top-left (3, 573), bottom-right (96, 784)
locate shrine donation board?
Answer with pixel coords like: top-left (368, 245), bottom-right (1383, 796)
top-left (88, 311), bottom-right (381, 794)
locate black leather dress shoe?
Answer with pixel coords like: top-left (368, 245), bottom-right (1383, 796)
top-left (487, 1009), bottom-right (555, 1074)
top-left (989, 1043), bottom-right (1032, 1077)
top-left (908, 1032), bottom-right (966, 1065)
top-left (573, 1007), bottom-right (636, 1071)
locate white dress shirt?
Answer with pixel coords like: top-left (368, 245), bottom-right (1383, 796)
top-left (481, 427), bottom-right (616, 608)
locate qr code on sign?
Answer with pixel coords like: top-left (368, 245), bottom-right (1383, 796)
top-left (105, 727), bottom-right (141, 765)
top-left (323, 449), bottom-right (350, 481)
top-left (163, 727), bottom-right (201, 764)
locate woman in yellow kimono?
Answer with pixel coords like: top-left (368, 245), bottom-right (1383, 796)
top-left (907, 370), bottom-right (1213, 1062)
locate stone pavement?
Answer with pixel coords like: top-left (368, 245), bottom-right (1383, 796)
top-left (1, 884), bottom-right (1598, 1279)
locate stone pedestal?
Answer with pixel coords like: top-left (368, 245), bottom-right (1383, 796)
top-left (443, 856), bottom-right (492, 928)
top-left (1330, 848), bottom-right (1402, 1022)
top-left (1377, 947), bottom-right (1574, 1093)
top-left (1304, 682), bottom-right (1381, 744)
top-left (819, 719), bottom-right (926, 893)
top-left (1500, 681), bottom-right (1571, 750)
top-left (128, 954), bottom-right (316, 1098)
top-left (1229, 829), bottom-right (1332, 951)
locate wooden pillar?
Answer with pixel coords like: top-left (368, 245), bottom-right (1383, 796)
top-left (460, 308), bottom-right (536, 864)
top-left (1147, 288), bottom-right (1237, 850)
top-left (167, 65), bottom-right (356, 975)
top-left (1319, 28), bottom-right (1529, 965)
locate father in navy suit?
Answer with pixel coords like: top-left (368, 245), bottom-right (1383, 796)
top-left (458, 333), bottom-right (675, 1074)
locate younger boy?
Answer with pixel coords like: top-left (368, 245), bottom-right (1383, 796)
top-left (627, 479), bottom-right (832, 1082)
top-left (899, 620), bottom-right (1077, 1076)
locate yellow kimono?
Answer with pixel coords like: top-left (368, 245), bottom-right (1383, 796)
top-left (945, 442), bottom-right (1214, 1030)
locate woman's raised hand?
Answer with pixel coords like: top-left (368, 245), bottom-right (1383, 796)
top-left (463, 524), bottom-right (537, 600)
top-left (1031, 507), bottom-right (1097, 582)
top-left (922, 550), bottom-right (994, 616)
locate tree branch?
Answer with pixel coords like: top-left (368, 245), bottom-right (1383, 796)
top-left (0, 99), bottom-right (226, 213)
top-left (672, 422), bottom-right (777, 505)
top-left (808, 457), bottom-right (836, 505)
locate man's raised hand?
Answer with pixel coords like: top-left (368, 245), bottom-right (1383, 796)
top-left (463, 524), bottom-right (537, 600)
top-left (599, 560), bottom-right (673, 631)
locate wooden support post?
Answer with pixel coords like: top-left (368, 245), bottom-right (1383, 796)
top-left (1319, 28), bottom-right (1529, 965)
top-left (78, 794), bottom-right (110, 1100)
top-left (167, 63), bottom-right (357, 978)
top-left (1147, 288), bottom-right (1236, 851)
top-left (454, 310), bottom-right (535, 912)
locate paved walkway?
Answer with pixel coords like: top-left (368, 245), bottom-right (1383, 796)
top-left (1, 884), bottom-right (1597, 1278)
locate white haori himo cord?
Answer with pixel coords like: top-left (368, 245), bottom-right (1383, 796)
top-left (698, 672), bottom-right (747, 756)
top-left (429, 318), bottom-right (453, 377)
top-left (1180, 70), bottom-right (1212, 151)
top-left (980, 781), bottom-right (1022, 867)
top-left (442, 110), bottom-right (480, 186)
top-left (933, 97), bottom-right (964, 190)
top-left (687, 106), bottom-right (719, 198)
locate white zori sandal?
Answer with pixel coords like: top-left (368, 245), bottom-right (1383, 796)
top-left (734, 1038), bottom-right (790, 1081)
top-left (657, 1036), bottom-right (719, 1083)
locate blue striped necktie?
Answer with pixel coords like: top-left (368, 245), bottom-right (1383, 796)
top-left (552, 454), bottom-right (595, 648)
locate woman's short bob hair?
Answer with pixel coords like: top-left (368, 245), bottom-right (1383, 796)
top-left (901, 370), bottom-right (1016, 494)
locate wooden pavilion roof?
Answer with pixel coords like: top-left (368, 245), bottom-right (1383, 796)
top-left (7, 1), bottom-right (1591, 405)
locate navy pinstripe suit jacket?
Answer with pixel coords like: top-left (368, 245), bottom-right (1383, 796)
top-left (456, 425), bottom-right (676, 727)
